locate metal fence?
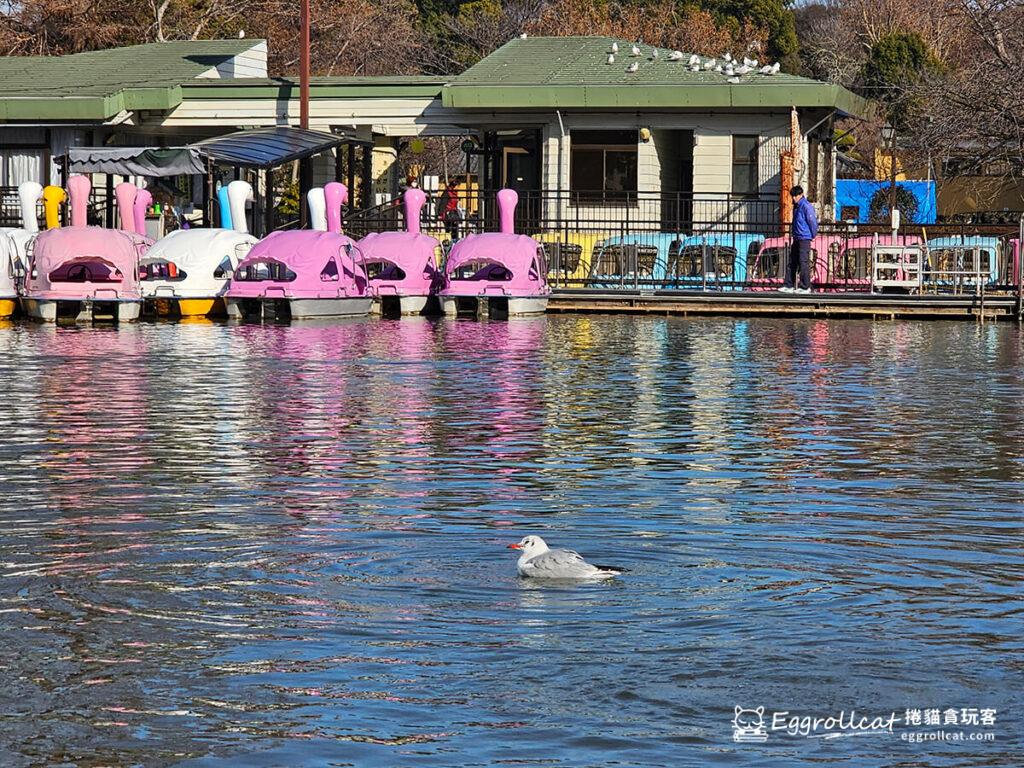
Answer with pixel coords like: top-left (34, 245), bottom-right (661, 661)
top-left (346, 188), bottom-right (1022, 295)
top-left (346, 188), bottom-right (782, 240)
top-left (5, 184), bottom-right (1021, 297)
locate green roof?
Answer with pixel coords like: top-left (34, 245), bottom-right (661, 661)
top-left (181, 76), bottom-right (445, 101)
top-left (443, 36), bottom-right (873, 118)
top-left (0, 39), bottom-right (262, 120)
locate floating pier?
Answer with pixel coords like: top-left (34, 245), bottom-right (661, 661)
top-left (548, 289), bottom-right (1020, 321)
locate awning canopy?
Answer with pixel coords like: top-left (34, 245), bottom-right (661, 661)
top-left (64, 126), bottom-right (369, 177)
top-left (67, 146), bottom-right (206, 176)
top-left (192, 127), bottom-right (356, 169)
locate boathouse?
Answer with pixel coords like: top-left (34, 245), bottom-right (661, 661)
top-left (0, 35), bottom-right (870, 230)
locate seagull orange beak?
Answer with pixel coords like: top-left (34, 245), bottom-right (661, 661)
top-left (507, 542), bottom-right (522, 549)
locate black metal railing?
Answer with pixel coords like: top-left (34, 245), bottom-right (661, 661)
top-left (345, 188), bottom-right (781, 240)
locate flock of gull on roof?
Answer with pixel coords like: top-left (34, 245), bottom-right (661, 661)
top-left (515, 34), bottom-right (781, 83)
top-left (608, 41), bottom-right (781, 82)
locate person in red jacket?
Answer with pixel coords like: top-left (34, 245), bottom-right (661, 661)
top-left (437, 177), bottom-right (463, 241)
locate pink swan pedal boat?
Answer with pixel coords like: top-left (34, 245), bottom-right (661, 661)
top-left (22, 178), bottom-right (152, 323)
top-left (227, 183), bottom-right (371, 320)
top-left (439, 189), bottom-right (549, 318)
top-left (226, 229), bottom-right (371, 320)
top-left (22, 226), bottom-right (150, 322)
top-left (356, 188), bottom-right (442, 316)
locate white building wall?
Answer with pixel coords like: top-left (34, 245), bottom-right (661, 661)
top-left (533, 111), bottom-right (790, 231)
top-left (162, 95), bottom-right (465, 136)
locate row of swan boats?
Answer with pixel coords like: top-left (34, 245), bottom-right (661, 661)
top-left (0, 178), bottom-right (551, 323)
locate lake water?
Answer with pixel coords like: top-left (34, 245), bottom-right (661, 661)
top-left (0, 315), bottom-right (1019, 767)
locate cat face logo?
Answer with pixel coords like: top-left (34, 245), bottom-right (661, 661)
top-left (732, 706), bottom-right (768, 742)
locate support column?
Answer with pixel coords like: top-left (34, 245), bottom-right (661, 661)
top-left (361, 144), bottom-right (373, 210)
top-left (265, 168), bottom-right (275, 234)
top-left (347, 144), bottom-right (356, 205)
top-left (105, 174), bottom-right (115, 229)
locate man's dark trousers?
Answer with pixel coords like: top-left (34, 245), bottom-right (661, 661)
top-left (784, 239), bottom-right (811, 289)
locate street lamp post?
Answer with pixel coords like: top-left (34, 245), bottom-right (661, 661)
top-left (882, 123), bottom-right (897, 220)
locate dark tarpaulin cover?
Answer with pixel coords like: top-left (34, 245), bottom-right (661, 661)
top-left (66, 128), bottom-right (358, 176)
top-left (67, 147), bottom-right (206, 177)
top-left (192, 127), bottom-right (349, 169)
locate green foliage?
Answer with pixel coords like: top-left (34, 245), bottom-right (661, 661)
top-left (862, 32), bottom-right (942, 128)
top-left (276, 180), bottom-right (300, 218)
top-left (868, 184), bottom-right (920, 225)
top-left (703, 0), bottom-right (799, 67)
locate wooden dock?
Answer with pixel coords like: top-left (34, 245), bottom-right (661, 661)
top-left (548, 289), bottom-right (1021, 321)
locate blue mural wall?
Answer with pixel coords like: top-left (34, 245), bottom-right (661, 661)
top-left (835, 180), bottom-right (937, 224)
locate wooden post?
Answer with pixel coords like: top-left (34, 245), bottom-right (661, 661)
top-left (780, 151), bottom-right (794, 237)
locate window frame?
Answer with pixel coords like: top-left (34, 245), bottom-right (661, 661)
top-left (731, 134), bottom-right (760, 198)
top-left (569, 130), bottom-right (639, 206)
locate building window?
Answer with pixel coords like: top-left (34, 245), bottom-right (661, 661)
top-left (1, 148), bottom-right (46, 187)
top-left (570, 130), bottom-right (638, 203)
top-left (732, 135), bottom-right (759, 197)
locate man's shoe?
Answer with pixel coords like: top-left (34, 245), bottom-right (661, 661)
top-left (778, 286), bottom-right (795, 293)
top-left (795, 287), bottom-right (811, 294)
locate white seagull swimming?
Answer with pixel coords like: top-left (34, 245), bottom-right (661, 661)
top-left (508, 535), bottom-right (625, 579)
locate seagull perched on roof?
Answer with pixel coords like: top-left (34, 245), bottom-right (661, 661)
top-left (650, 48), bottom-right (659, 60)
top-left (238, 29), bottom-right (245, 39)
top-left (668, 50), bottom-right (684, 61)
top-left (703, 58), bottom-right (716, 70)
top-left (770, 62), bottom-right (781, 74)
top-left (735, 64), bottom-right (752, 76)
top-left (759, 64), bottom-right (773, 74)
top-left (508, 536), bottom-right (626, 580)
top-left (607, 54), bottom-right (615, 65)
top-left (611, 42), bottom-right (619, 54)
top-left (631, 43), bottom-right (641, 57)
top-left (728, 77), bottom-right (741, 84)
top-left (689, 63), bottom-right (700, 72)
top-left (626, 61), bottom-right (639, 73)
top-left (724, 63), bottom-right (735, 76)
top-left (688, 53), bottom-right (700, 66)
top-left (723, 52), bottom-right (733, 62)
top-left (519, 32), bottom-right (527, 39)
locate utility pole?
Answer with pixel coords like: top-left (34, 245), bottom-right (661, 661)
top-left (298, 0), bottom-right (311, 227)
top-left (300, 0), bottom-right (310, 130)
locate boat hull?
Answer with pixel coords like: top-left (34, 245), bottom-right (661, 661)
top-left (227, 296), bottom-right (372, 320)
top-left (0, 298), bottom-right (15, 318)
top-left (22, 297), bottom-right (142, 323)
top-left (147, 297), bottom-right (224, 317)
top-left (371, 295), bottom-right (435, 316)
top-left (441, 295), bottom-right (548, 318)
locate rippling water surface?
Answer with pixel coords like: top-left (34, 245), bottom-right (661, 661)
top-left (0, 315), bottom-right (1020, 767)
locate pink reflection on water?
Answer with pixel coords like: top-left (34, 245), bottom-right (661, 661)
top-left (30, 328), bottom-right (152, 512)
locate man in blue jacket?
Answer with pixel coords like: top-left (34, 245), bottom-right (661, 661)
top-left (781, 185), bottom-right (818, 294)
